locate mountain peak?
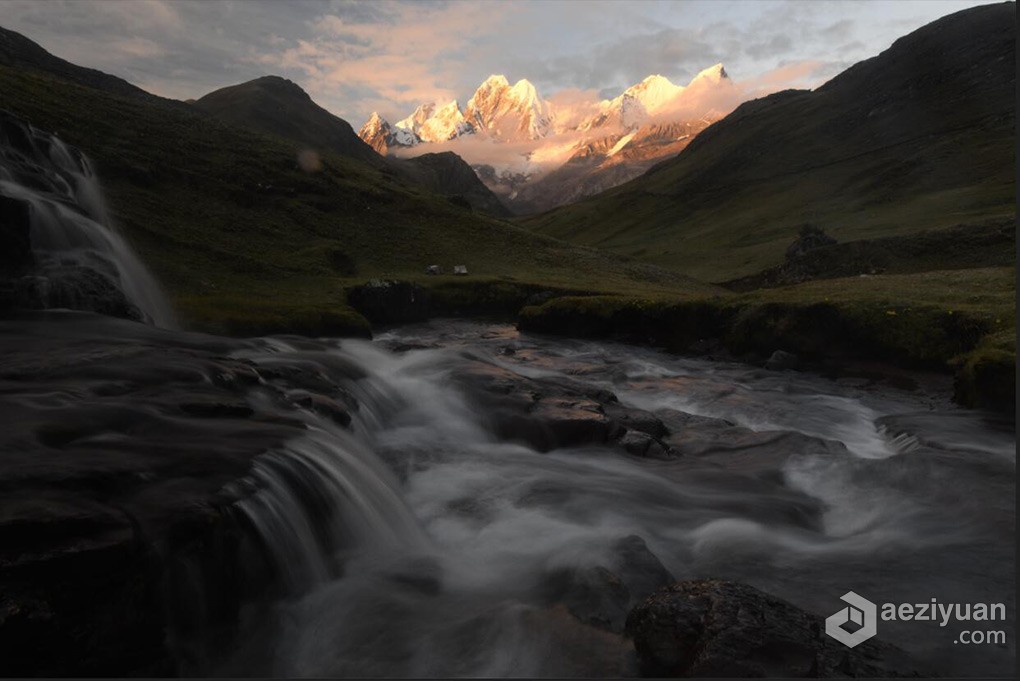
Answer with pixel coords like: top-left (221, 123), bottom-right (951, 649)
top-left (510, 78), bottom-right (537, 94)
top-left (690, 63), bottom-right (729, 84)
top-left (481, 74), bottom-right (510, 88)
top-left (247, 75), bottom-right (311, 98)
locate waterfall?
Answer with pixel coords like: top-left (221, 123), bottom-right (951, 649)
top-left (228, 340), bottom-right (433, 594)
top-left (0, 110), bottom-right (176, 327)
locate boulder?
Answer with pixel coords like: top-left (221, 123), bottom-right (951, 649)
top-left (618, 431), bottom-right (677, 460)
top-left (451, 360), bottom-right (672, 453)
top-left (765, 349), bottom-right (799, 371)
top-left (542, 535), bottom-right (675, 633)
top-left (626, 580), bottom-right (923, 678)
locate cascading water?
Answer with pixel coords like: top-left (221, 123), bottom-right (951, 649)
top-left (0, 110), bottom-right (176, 327)
top-left (209, 322), bottom-right (1014, 677)
top-left (228, 342), bottom-right (433, 594)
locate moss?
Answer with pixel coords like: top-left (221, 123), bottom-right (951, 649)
top-left (950, 342), bottom-right (1015, 411)
top-left (519, 273), bottom-right (1015, 410)
top-left (178, 296), bottom-right (371, 338)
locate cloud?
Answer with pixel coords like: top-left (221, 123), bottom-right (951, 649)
top-left (546, 88), bottom-right (602, 130)
top-left (0, 0), bottom-right (994, 126)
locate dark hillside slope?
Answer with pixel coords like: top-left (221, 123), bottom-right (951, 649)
top-left (193, 76), bottom-right (382, 166)
top-left (194, 76), bottom-right (509, 216)
top-left (523, 2), bottom-right (1015, 282)
top-left (0, 25), bottom-right (178, 106)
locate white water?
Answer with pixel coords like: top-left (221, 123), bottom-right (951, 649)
top-left (0, 116), bottom-right (176, 327)
top-left (212, 321), bottom-right (1015, 677)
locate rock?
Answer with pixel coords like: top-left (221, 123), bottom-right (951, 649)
top-left (626, 580), bottom-right (923, 678)
top-left (785, 225), bottom-right (837, 260)
top-left (765, 349), bottom-right (799, 371)
top-left (179, 401), bottom-right (254, 418)
top-left (607, 535), bottom-right (675, 607)
top-left (542, 535), bottom-right (675, 633)
top-left (618, 431), bottom-right (677, 460)
top-left (12, 266), bottom-right (146, 322)
top-left (0, 313), bottom-right (321, 675)
top-left (687, 337), bottom-right (723, 356)
top-left (0, 195), bottom-right (33, 276)
top-left (544, 565), bottom-right (631, 632)
top-left (283, 389), bottom-right (352, 427)
top-left (530, 397), bottom-right (623, 450)
top-left (605, 405), bottom-right (668, 439)
top-left (347, 280), bottom-right (431, 324)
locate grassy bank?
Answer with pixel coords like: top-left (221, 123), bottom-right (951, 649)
top-left (518, 268), bottom-right (1015, 411)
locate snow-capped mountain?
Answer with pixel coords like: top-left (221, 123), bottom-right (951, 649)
top-left (418, 100), bottom-right (472, 142)
top-left (580, 65), bottom-right (732, 132)
top-left (465, 75), bottom-right (553, 141)
top-left (357, 64), bottom-right (742, 211)
top-left (358, 111), bottom-right (417, 153)
top-left (392, 100), bottom-right (472, 143)
top-left (581, 74), bottom-right (685, 131)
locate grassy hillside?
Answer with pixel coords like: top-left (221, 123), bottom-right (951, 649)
top-left (193, 75), bottom-right (382, 166)
top-left (0, 64), bottom-right (716, 335)
top-left (522, 3), bottom-right (1015, 283)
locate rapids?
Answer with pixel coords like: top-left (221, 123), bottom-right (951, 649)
top-left (208, 320), bottom-right (1013, 677)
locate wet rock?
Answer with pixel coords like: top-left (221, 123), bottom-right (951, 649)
top-left (607, 535), bottom-right (675, 606)
top-left (284, 389), bottom-right (352, 427)
top-left (531, 397), bottom-right (623, 449)
top-left (544, 566), bottom-right (631, 632)
top-left (448, 360), bottom-right (673, 453)
top-left (385, 557), bottom-right (443, 596)
top-left (605, 404), bottom-right (668, 439)
top-left (10, 266), bottom-right (146, 322)
top-left (765, 349), bottom-right (799, 371)
top-left (543, 535), bottom-right (675, 634)
top-left (0, 195), bottom-right (33, 278)
top-left (179, 401), bottom-right (254, 419)
top-left (618, 431), bottom-right (677, 460)
top-left (626, 580), bottom-right (923, 678)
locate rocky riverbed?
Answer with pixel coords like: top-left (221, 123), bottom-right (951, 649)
top-left (0, 314), bottom-right (1013, 676)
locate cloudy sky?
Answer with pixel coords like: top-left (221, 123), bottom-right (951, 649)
top-left (0, 0), bottom-right (993, 125)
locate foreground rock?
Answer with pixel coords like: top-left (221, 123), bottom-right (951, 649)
top-left (0, 311), bottom-right (362, 675)
top-left (626, 580), bottom-right (923, 677)
top-left (450, 359), bottom-right (677, 457)
top-left (541, 535), bottom-right (675, 633)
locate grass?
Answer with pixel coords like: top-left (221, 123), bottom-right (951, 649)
top-left (0, 64), bottom-right (714, 334)
top-left (519, 268), bottom-right (1015, 410)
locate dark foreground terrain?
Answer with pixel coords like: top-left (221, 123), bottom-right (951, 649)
top-left (0, 315), bottom-right (1014, 675)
